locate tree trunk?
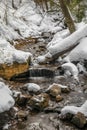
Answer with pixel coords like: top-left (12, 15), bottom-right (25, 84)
top-left (59, 0), bottom-right (75, 33)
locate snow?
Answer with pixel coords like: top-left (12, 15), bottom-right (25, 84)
top-left (48, 24), bottom-right (87, 57)
top-left (0, 0), bottom-right (64, 65)
top-left (47, 29), bottom-right (70, 48)
top-left (0, 38), bottom-right (32, 64)
top-left (63, 37), bottom-right (87, 62)
top-left (0, 81), bottom-right (15, 113)
top-left (61, 63), bottom-right (79, 82)
top-left (61, 100), bottom-right (87, 117)
top-left (24, 83), bottom-right (41, 93)
top-left (0, 0), bottom-right (62, 41)
top-left (37, 52), bottom-right (52, 63)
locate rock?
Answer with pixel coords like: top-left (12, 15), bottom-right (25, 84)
top-left (56, 95), bottom-right (63, 102)
top-left (61, 86), bottom-right (70, 93)
top-left (60, 113), bottom-right (74, 120)
top-left (71, 112), bottom-right (87, 128)
top-left (16, 94), bottom-right (31, 106)
top-left (0, 112), bottom-right (11, 129)
top-left (28, 93), bottom-right (49, 110)
top-left (24, 83), bottom-right (41, 93)
top-left (0, 62), bottom-right (30, 80)
top-left (44, 106), bottom-right (62, 113)
top-left (48, 83), bottom-right (61, 97)
top-left (17, 122), bottom-right (27, 129)
top-left (47, 83), bottom-right (70, 97)
top-left (17, 110), bottom-right (28, 120)
top-left (0, 39), bottom-right (32, 80)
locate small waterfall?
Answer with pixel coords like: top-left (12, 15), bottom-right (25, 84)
top-left (10, 68), bottom-right (55, 81)
top-left (29, 68), bottom-right (55, 78)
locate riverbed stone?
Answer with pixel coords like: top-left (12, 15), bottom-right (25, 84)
top-left (17, 110), bottom-right (28, 120)
top-left (16, 94), bottom-right (31, 106)
top-left (71, 112), bottom-right (87, 128)
top-left (56, 95), bottom-right (63, 102)
top-left (49, 84), bottom-right (61, 97)
top-left (28, 93), bottom-right (49, 110)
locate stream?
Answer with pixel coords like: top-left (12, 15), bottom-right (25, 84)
top-left (6, 35), bottom-right (87, 130)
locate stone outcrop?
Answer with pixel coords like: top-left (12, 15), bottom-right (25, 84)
top-left (0, 62), bottom-right (30, 80)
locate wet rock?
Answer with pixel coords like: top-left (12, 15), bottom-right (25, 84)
top-left (17, 122), bottom-right (27, 129)
top-left (17, 110), bottom-right (28, 120)
top-left (16, 94), bottom-right (31, 106)
top-left (61, 86), bottom-right (70, 93)
top-left (48, 83), bottom-right (61, 97)
top-left (60, 112), bottom-right (74, 120)
top-left (71, 112), bottom-right (87, 128)
top-left (0, 112), bottom-right (11, 129)
top-left (28, 93), bottom-right (49, 111)
top-left (56, 95), bottom-right (63, 102)
top-left (44, 106), bottom-right (62, 113)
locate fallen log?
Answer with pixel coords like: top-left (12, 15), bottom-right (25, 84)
top-left (48, 24), bottom-right (87, 60)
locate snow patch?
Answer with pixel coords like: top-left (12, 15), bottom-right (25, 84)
top-left (0, 38), bottom-right (32, 64)
top-left (61, 100), bottom-right (87, 117)
top-left (61, 62), bottom-right (79, 82)
top-left (0, 81), bottom-right (15, 113)
top-left (24, 83), bottom-right (41, 93)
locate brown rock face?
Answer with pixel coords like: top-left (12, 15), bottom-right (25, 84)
top-left (0, 62), bottom-right (29, 80)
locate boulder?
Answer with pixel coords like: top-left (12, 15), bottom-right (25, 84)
top-left (0, 39), bottom-right (32, 80)
top-left (71, 112), bottom-right (87, 128)
top-left (28, 93), bottom-right (49, 110)
top-left (0, 62), bottom-right (30, 80)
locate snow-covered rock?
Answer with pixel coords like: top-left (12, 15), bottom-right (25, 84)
top-left (0, 81), bottom-right (15, 113)
top-left (24, 83), bottom-right (41, 93)
top-left (37, 52), bottom-right (52, 64)
top-left (61, 62), bottom-right (79, 82)
top-left (0, 38), bottom-right (32, 64)
top-left (61, 100), bottom-right (87, 117)
top-left (0, 38), bottom-right (32, 79)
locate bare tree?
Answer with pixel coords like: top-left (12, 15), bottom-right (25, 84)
top-left (59, 0), bottom-right (76, 33)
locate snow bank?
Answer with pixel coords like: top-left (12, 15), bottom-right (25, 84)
top-left (0, 38), bottom-right (32, 64)
top-left (0, 81), bottom-right (15, 113)
top-left (61, 100), bottom-right (87, 117)
top-left (63, 37), bottom-right (87, 62)
top-left (0, 0), bottom-right (62, 42)
top-left (48, 24), bottom-right (87, 57)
